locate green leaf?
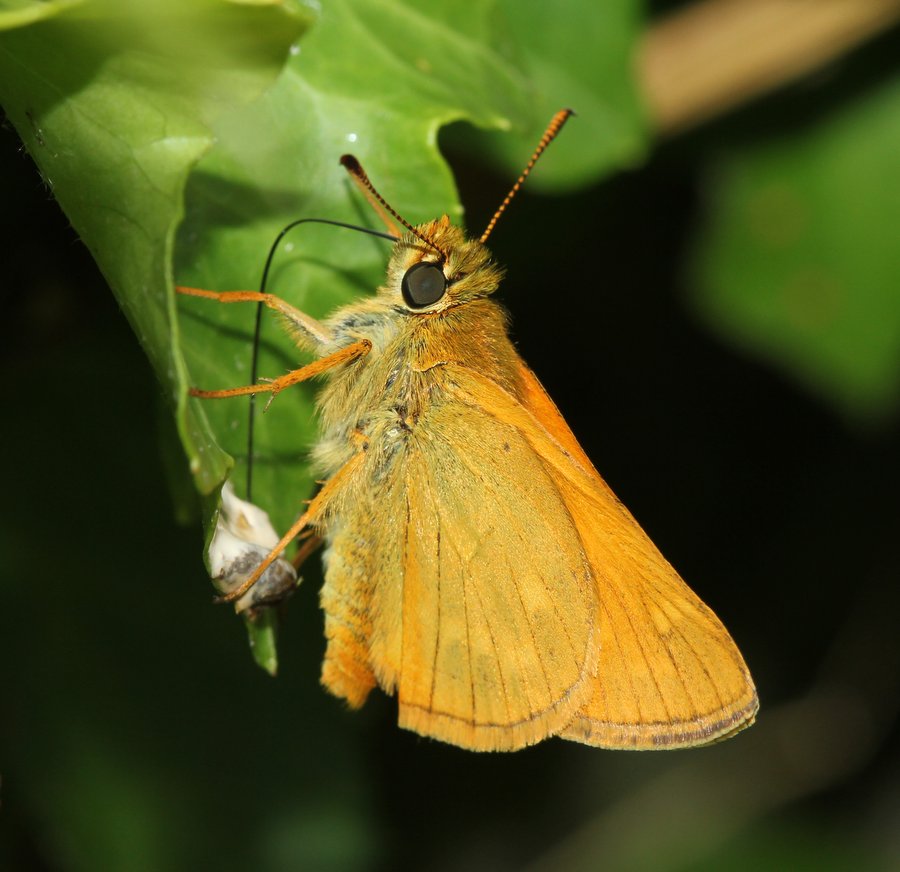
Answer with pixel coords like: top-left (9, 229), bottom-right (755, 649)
top-left (690, 74), bottom-right (900, 424)
top-left (0, 0), bottom-right (313, 667)
top-left (0, 0), bottom-right (82, 29)
top-left (442, 0), bottom-right (647, 190)
top-left (0, 0), bottom-right (647, 665)
top-left (0, 0), bottom-right (314, 496)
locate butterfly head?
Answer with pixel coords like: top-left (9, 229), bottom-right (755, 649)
top-left (344, 108), bottom-right (574, 315)
top-left (383, 217), bottom-right (505, 313)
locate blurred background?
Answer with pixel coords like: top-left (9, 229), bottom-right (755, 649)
top-left (2, 1), bottom-right (899, 870)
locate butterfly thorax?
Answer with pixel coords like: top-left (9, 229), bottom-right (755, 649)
top-left (311, 290), bottom-right (522, 485)
top-left (309, 220), bottom-right (520, 482)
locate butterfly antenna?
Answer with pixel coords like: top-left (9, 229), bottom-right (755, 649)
top-left (480, 108), bottom-right (575, 244)
top-left (245, 218), bottom-right (398, 501)
top-left (340, 155), bottom-right (449, 261)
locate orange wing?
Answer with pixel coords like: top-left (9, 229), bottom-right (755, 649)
top-left (445, 362), bottom-right (758, 748)
top-left (320, 396), bottom-right (599, 752)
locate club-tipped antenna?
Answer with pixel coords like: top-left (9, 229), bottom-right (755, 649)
top-left (340, 155), bottom-right (449, 261)
top-left (480, 108), bottom-right (575, 244)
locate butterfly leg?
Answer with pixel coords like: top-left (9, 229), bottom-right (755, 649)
top-left (215, 451), bottom-right (366, 605)
top-left (291, 530), bottom-right (323, 571)
top-left (176, 284), bottom-right (372, 406)
top-left (176, 285), bottom-right (333, 347)
top-left (185, 338), bottom-right (371, 405)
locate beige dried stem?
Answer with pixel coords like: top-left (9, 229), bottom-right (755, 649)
top-left (640, 0), bottom-right (900, 134)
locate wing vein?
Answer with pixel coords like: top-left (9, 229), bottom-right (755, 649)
top-left (469, 563), bottom-right (512, 726)
top-left (505, 548), bottom-right (551, 712)
top-left (652, 594), bottom-right (730, 713)
top-left (428, 527), bottom-right (442, 713)
top-left (636, 582), bottom-right (700, 715)
top-left (603, 576), bottom-right (673, 722)
top-left (451, 437), bottom-right (584, 666)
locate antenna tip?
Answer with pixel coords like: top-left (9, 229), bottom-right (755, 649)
top-left (339, 154), bottom-right (361, 171)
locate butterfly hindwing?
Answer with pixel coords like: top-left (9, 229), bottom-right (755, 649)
top-left (321, 390), bottom-right (599, 751)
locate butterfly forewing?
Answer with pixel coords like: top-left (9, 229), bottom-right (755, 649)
top-left (554, 472), bottom-right (758, 747)
top-left (444, 362), bottom-right (758, 748)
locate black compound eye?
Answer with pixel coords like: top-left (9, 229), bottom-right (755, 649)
top-left (401, 261), bottom-right (447, 308)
